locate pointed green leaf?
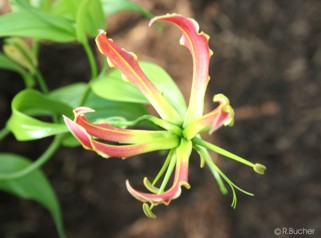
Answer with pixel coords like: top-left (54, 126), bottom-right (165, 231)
top-left (0, 2), bottom-right (76, 42)
top-left (62, 0), bottom-right (80, 18)
top-left (0, 153), bottom-right (65, 238)
top-left (49, 0), bottom-right (69, 18)
top-left (50, 83), bottom-right (148, 120)
top-left (49, 83), bottom-right (86, 108)
top-left (85, 91), bottom-right (148, 121)
top-left (76, 0), bottom-right (105, 42)
top-left (7, 89), bottom-right (73, 140)
top-left (20, 0), bottom-right (52, 11)
top-left (91, 61), bottom-right (187, 117)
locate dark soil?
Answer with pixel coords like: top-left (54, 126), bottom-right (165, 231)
top-left (1, 0), bottom-right (321, 237)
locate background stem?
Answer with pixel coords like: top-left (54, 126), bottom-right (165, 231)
top-left (0, 135), bottom-right (62, 180)
top-left (0, 128), bottom-right (10, 141)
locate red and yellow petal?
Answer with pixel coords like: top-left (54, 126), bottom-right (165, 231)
top-left (183, 94), bottom-right (234, 139)
top-left (126, 139), bottom-right (192, 205)
top-left (150, 14), bottom-right (212, 125)
top-left (92, 135), bottom-right (179, 159)
top-left (95, 31), bottom-right (182, 125)
top-left (73, 107), bottom-right (175, 144)
top-left (64, 107), bottom-right (180, 159)
top-left (63, 115), bottom-right (94, 150)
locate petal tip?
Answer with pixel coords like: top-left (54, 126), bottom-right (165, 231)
top-left (73, 107), bottom-right (95, 118)
top-left (97, 29), bottom-right (106, 35)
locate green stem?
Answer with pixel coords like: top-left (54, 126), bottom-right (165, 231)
top-left (99, 54), bottom-right (108, 75)
top-left (82, 41), bottom-right (98, 80)
top-left (32, 39), bottom-right (40, 57)
top-left (79, 41), bottom-right (98, 105)
top-left (79, 85), bottom-right (91, 106)
top-left (34, 68), bottom-right (49, 94)
top-left (0, 128), bottom-right (10, 141)
top-left (0, 135), bottom-right (62, 180)
top-left (192, 137), bottom-right (254, 168)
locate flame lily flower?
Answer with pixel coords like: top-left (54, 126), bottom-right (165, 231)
top-left (64, 14), bottom-right (266, 218)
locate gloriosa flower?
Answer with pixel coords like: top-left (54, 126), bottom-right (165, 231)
top-left (64, 14), bottom-right (266, 218)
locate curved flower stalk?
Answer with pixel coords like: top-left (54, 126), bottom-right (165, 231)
top-left (64, 13), bottom-right (266, 218)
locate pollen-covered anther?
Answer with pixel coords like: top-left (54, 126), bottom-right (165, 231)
top-left (143, 177), bottom-right (160, 193)
top-left (253, 163), bottom-right (267, 175)
top-left (142, 203), bottom-right (157, 219)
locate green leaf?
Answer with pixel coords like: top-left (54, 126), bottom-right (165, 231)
top-left (0, 153), bottom-right (65, 238)
top-left (23, 0), bottom-right (52, 10)
top-left (76, 0), bottom-right (105, 42)
top-left (101, 0), bottom-right (153, 18)
top-left (62, 0), bottom-right (79, 19)
top-left (91, 61), bottom-right (187, 117)
top-left (0, 5), bottom-right (76, 42)
top-left (59, 0), bottom-right (105, 42)
top-left (50, 83), bottom-right (148, 120)
top-left (85, 91), bottom-right (148, 121)
top-left (92, 73), bottom-right (147, 103)
top-left (33, 0), bottom-right (52, 10)
top-left (49, 83), bottom-right (86, 108)
top-left (7, 89), bottom-right (73, 140)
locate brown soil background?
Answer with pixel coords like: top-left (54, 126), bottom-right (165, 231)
top-left (0, 0), bottom-right (321, 237)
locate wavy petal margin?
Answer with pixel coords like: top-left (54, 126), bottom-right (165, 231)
top-left (150, 14), bottom-right (212, 125)
top-left (183, 94), bottom-right (234, 139)
top-left (95, 31), bottom-right (182, 125)
top-left (63, 109), bottom-right (180, 159)
top-left (126, 139), bottom-right (192, 205)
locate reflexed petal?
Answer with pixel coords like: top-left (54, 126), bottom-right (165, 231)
top-left (126, 139), bottom-right (192, 205)
top-left (150, 14), bottom-right (212, 125)
top-left (63, 115), bottom-right (94, 150)
top-left (73, 107), bottom-right (176, 144)
top-left (183, 94), bottom-right (234, 139)
top-left (64, 108), bottom-right (180, 159)
top-left (96, 31), bottom-right (182, 125)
